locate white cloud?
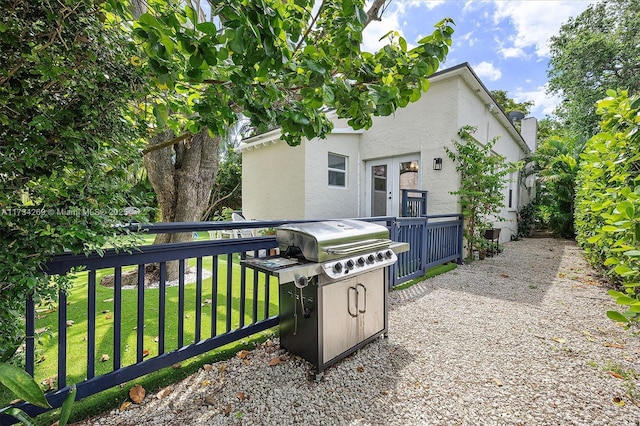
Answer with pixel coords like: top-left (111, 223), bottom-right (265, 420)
top-left (362, 0), bottom-right (446, 52)
top-left (472, 61), bottom-right (502, 81)
top-left (513, 84), bottom-right (560, 117)
top-left (460, 31), bottom-right (479, 47)
top-left (362, 3), bottom-right (406, 52)
top-left (491, 1), bottom-right (592, 58)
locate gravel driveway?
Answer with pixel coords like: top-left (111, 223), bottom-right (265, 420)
top-left (79, 238), bottom-right (640, 425)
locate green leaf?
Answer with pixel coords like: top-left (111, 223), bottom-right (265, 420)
top-left (138, 13), bottom-right (163, 30)
top-left (185, 5), bottom-right (197, 25)
top-left (601, 225), bottom-right (624, 232)
top-left (623, 250), bottom-right (640, 257)
top-left (614, 264), bottom-right (634, 276)
top-left (58, 385), bottom-right (76, 426)
top-left (0, 363), bottom-right (51, 409)
top-left (1, 407), bottom-right (36, 425)
top-left (189, 52), bottom-right (204, 69)
top-left (322, 85), bottom-right (335, 104)
top-left (153, 103), bottom-right (169, 128)
top-left (608, 289), bottom-right (627, 298)
top-left (606, 310), bottom-right (629, 323)
top-left (230, 27), bottom-right (245, 54)
top-left (615, 295), bottom-right (636, 305)
top-left (196, 22), bottom-right (217, 35)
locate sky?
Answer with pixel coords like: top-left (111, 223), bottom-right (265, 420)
top-left (361, 0), bottom-right (595, 118)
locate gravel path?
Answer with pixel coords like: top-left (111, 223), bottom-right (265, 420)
top-left (78, 238), bottom-right (640, 425)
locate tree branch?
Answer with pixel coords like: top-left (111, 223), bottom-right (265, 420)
top-left (142, 132), bottom-right (192, 155)
top-left (294, 0), bottom-right (325, 54)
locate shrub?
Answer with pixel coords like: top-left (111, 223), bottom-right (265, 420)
top-left (575, 90), bottom-right (640, 330)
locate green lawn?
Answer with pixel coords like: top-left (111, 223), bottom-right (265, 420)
top-left (29, 235), bottom-right (279, 391)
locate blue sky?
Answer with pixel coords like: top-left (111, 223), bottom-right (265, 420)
top-left (362, 0), bottom-right (594, 118)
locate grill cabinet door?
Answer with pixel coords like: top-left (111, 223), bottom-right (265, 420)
top-left (358, 269), bottom-right (385, 341)
top-left (321, 270), bottom-right (385, 364)
top-left (321, 277), bottom-right (359, 363)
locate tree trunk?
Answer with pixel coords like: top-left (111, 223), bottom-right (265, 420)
top-left (144, 129), bottom-right (220, 279)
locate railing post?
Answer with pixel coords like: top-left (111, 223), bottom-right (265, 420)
top-left (422, 217), bottom-right (429, 274)
top-left (25, 296), bottom-right (35, 376)
top-left (388, 218), bottom-right (399, 289)
top-left (401, 190), bottom-right (408, 217)
top-left (457, 214), bottom-right (465, 264)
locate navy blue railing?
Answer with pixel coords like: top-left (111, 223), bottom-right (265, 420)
top-left (400, 189), bottom-right (428, 217)
top-left (394, 214), bottom-right (464, 282)
top-left (1, 216), bottom-right (461, 424)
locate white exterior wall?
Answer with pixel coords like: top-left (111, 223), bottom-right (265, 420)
top-left (303, 133), bottom-right (361, 219)
top-left (241, 140), bottom-right (306, 220)
top-left (359, 77), bottom-right (461, 216)
top-left (239, 64), bottom-right (534, 243)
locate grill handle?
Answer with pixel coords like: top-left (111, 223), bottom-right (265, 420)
top-left (323, 239), bottom-right (392, 255)
top-left (356, 283), bottom-right (367, 314)
top-left (347, 286), bottom-right (358, 318)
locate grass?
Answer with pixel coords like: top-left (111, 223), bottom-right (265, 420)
top-left (0, 232), bottom-right (280, 419)
top-left (392, 262), bottom-right (458, 291)
top-left (29, 256), bottom-right (279, 386)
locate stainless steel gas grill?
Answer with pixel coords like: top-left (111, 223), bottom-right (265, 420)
top-left (243, 219), bottom-right (408, 379)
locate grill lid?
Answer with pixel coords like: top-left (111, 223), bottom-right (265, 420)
top-left (276, 219), bottom-right (391, 262)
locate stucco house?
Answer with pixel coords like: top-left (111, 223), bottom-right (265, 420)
top-left (238, 63), bottom-right (537, 243)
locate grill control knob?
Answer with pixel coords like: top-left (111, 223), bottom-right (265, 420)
top-left (357, 257), bottom-right (365, 267)
top-left (376, 252), bottom-right (384, 261)
top-left (345, 259), bottom-right (355, 270)
top-left (384, 250), bottom-right (393, 259)
top-left (333, 262), bottom-right (343, 273)
top-left (367, 254), bottom-right (375, 264)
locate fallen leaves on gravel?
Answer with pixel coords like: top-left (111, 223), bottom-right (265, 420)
top-left (552, 337), bottom-right (566, 344)
top-left (604, 342), bottom-right (625, 349)
top-left (119, 401), bottom-right (131, 412)
top-left (356, 366), bottom-right (365, 373)
top-left (236, 392), bottom-right (246, 401)
top-left (156, 386), bottom-right (172, 399)
top-left (223, 404), bottom-right (232, 416)
top-left (129, 384), bottom-right (146, 404)
top-left (613, 397), bottom-right (625, 406)
top-left (268, 357), bottom-right (281, 366)
top-left (608, 371), bottom-right (624, 379)
top-left (237, 350), bottom-right (249, 359)
top-left (493, 378), bottom-right (503, 387)
top-left (203, 363), bottom-right (213, 371)
top-left (203, 395), bottom-right (216, 406)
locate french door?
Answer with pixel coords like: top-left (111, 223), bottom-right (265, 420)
top-left (365, 156), bottom-right (420, 217)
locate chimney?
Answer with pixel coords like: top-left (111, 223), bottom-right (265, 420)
top-left (520, 117), bottom-right (538, 153)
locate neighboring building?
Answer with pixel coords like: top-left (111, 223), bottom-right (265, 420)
top-left (238, 63), bottom-right (537, 243)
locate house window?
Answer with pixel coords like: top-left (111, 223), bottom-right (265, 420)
top-left (507, 172), bottom-right (517, 210)
top-left (328, 153), bottom-right (347, 187)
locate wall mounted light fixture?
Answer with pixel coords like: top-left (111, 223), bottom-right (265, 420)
top-left (433, 158), bottom-right (443, 171)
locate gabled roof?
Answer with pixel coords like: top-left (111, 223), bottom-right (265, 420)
top-left (429, 62), bottom-right (530, 154)
top-left (238, 62), bottom-right (531, 154)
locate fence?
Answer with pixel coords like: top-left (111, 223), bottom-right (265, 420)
top-left (393, 214), bottom-right (464, 282)
top-left (400, 189), bottom-right (428, 217)
top-left (1, 216), bottom-right (461, 423)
